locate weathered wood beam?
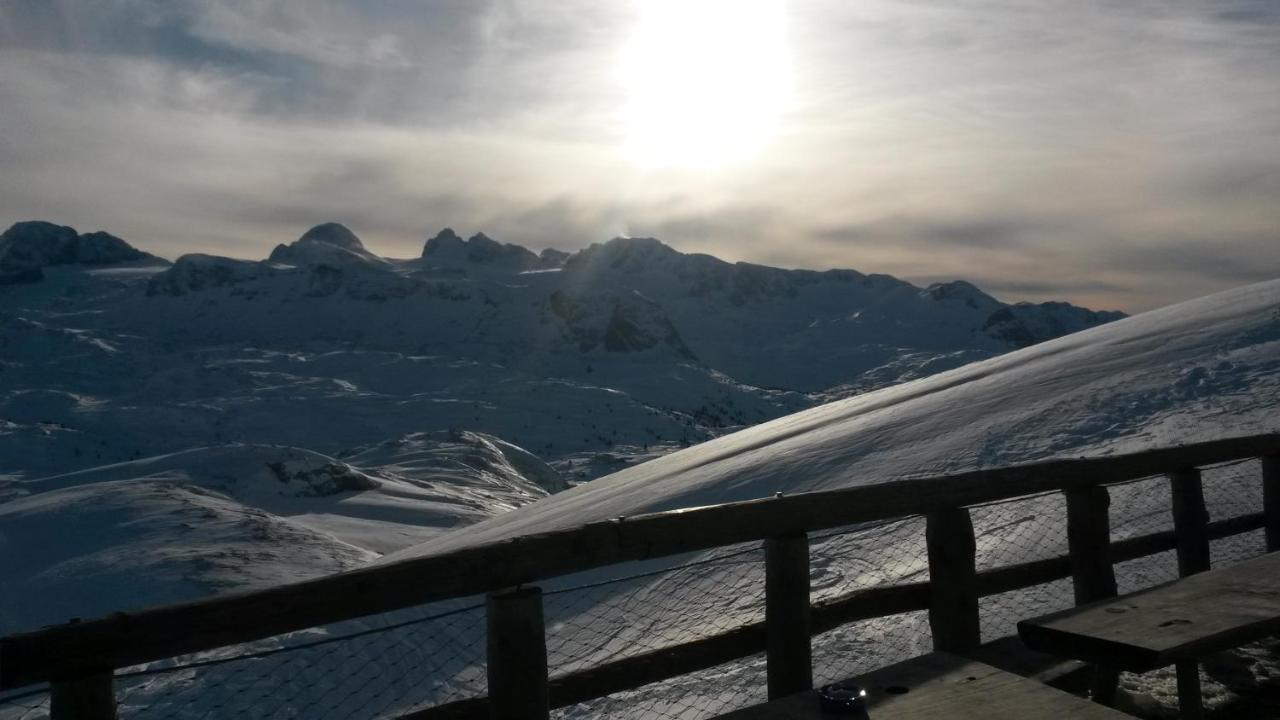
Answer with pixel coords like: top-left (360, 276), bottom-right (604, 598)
top-left (50, 672), bottom-right (116, 720)
top-left (765, 533), bottom-right (811, 699)
top-left (1263, 455), bottom-right (1280, 552)
top-left (4, 435), bottom-right (1277, 690)
top-left (1170, 469), bottom-right (1211, 577)
top-left (403, 513), bottom-right (1267, 720)
top-left (1065, 485), bottom-right (1120, 705)
top-left (486, 587), bottom-right (548, 720)
top-left (927, 508), bottom-right (980, 652)
top-left (1066, 485), bottom-right (1118, 605)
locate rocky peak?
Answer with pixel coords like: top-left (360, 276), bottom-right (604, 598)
top-left (296, 223), bottom-right (364, 251)
top-left (421, 229), bottom-right (545, 271)
top-left (920, 280), bottom-right (1001, 312)
top-left (539, 248), bottom-right (569, 268)
top-left (269, 223), bottom-right (384, 267)
top-left (0, 221), bottom-right (164, 281)
top-left (563, 236), bottom-right (683, 275)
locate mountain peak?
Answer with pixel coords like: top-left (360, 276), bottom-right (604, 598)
top-left (296, 223), bottom-right (364, 251)
top-left (268, 223), bottom-right (385, 267)
top-left (421, 229), bottom-right (546, 270)
top-left (921, 280), bottom-right (1000, 310)
top-left (563, 236), bottom-right (683, 275)
top-left (0, 220), bottom-right (164, 281)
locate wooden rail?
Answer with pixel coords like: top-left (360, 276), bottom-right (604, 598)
top-left (2, 434), bottom-right (1278, 720)
top-left (404, 511), bottom-right (1268, 720)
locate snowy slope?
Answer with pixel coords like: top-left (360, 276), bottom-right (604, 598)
top-left (392, 278), bottom-right (1280, 558)
top-left (0, 434), bottom-right (561, 634)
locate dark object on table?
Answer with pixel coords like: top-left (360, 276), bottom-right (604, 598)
top-left (817, 682), bottom-right (869, 717)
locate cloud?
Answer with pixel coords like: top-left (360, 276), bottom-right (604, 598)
top-left (0, 0), bottom-right (1277, 313)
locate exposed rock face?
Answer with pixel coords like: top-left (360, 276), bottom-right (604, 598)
top-left (422, 228), bottom-right (560, 271)
top-left (549, 289), bottom-right (697, 359)
top-left (0, 221), bottom-right (166, 280)
top-left (264, 459), bottom-right (381, 496)
top-left (920, 280), bottom-right (1003, 312)
top-left (539, 248), bottom-right (570, 268)
top-left (984, 302), bottom-right (1128, 347)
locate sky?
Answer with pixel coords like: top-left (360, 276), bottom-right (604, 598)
top-left (1, 0), bottom-right (1278, 312)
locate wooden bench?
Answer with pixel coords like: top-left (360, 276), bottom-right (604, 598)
top-left (1018, 550), bottom-right (1280, 719)
top-left (713, 651), bottom-right (1132, 719)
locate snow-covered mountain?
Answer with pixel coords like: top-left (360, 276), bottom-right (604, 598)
top-left (397, 277), bottom-right (1280, 557)
top-left (0, 218), bottom-right (1125, 635)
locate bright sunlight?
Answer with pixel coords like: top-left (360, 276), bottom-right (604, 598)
top-left (620, 0), bottom-right (792, 169)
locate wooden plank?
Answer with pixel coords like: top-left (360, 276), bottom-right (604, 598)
top-left (964, 635), bottom-right (1090, 691)
top-left (926, 508), bottom-right (980, 652)
top-left (1170, 469), bottom-right (1211, 576)
top-left (1066, 486), bottom-right (1118, 605)
top-left (1264, 455), bottom-right (1280, 552)
top-left (50, 672), bottom-right (116, 720)
top-left (712, 651), bottom-right (1131, 719)
top-left (765, 534), bottom-right (812, 699)
top-left (486, 587), bottom-right (548, 720)
top-left (1018, 551), bottom-right (1280, 672)
top-left (4, 433), bottom-right (1277, 690)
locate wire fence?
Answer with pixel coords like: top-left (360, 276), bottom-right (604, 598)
top-left (0, 460), bottom-right (1267, 720)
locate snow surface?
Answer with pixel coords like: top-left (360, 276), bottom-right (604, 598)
top-left (0, 434), bottom-right (560, 634)
top-left (392, 278), bottom-right (1280, 557)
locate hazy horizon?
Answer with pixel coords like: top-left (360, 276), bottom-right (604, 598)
top-left (3, 0), bottom-right (1278, 312)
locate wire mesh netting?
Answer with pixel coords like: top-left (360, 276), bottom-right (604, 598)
top-left (553, 653), bottom-right (769, 720)
top-left (971, 492), bottom-right (1073, 641)
top-left (545, 542), bottom-right (767, 678)
top-left (0, 688), bottom-right (49, 720)
top-left (1204, 459), bottom-right (1267, 567)
top-left (811, 611), bottom-right (932, 688)
top-left (1, 460), bottom-right (1271, 720)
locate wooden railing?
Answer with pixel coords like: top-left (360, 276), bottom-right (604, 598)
top-left (2, 434), bottom-right (1279, 719)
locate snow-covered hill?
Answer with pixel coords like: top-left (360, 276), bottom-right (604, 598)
top-left (0, 432), bottom-right (561, 634)
top-left (395, 277), bottom-right (1280, 556)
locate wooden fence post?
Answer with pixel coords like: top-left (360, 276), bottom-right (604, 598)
top-left (487, 587), bottom-right (549, 720)
top-left (1066, 485), bottom-right (1120, 705)
top-left (1066, 485), bottom-right (1118, 605)
top-left (765, 533), bottom-right (812, 699)
top-left (1263, 455), bottom-right (1280, 553)
top-left (50, 671), bottom-right (116, 720)
top-left (1170, 469), bottom-right (1211, 577)
top-left (926, 507), bottom-right (980, 652)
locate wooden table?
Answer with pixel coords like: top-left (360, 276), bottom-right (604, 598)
top-left (713, 651), bottom-right (1132, 719)
top-left (1019, 551), bottom-right (1280, 719)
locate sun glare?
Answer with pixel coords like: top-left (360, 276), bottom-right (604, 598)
top-left (621, 0), bottom-right (791, 169)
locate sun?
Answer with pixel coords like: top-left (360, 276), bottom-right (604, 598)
top-left (620, 0), bottom-right (792, 169)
